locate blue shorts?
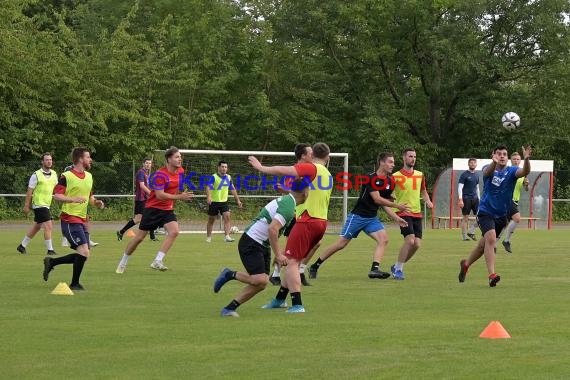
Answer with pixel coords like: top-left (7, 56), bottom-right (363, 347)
top-left (61, 221), bottom-right (89, 250)
top-left (477, 213), bottom-right (508, 237)
top-left (340, 213), bottom-right (384, 239)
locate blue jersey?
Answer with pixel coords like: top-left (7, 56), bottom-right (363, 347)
top-left (478, 165), bottom-right (519, 217)
top-left (458, 170), bottom-right (479, 199)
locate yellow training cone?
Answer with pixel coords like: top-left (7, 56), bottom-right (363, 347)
top-left (51, 282), bottom-right (74, 296)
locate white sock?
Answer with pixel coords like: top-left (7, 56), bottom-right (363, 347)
top-left (45, 239), bottom-right (53, 251)
top-left (21, 236), bottom-right (32, 247)
top-left (299, 263), bottom-right (307, 274)
top-left (119, 253), bottom-right (130, 266)
top-left (504, 220), bottom-right (517, 242)
top-left (272, 264), bottom-right (280, 277)
top-left (155, 251), bottom-right (166, 262)
top-left (395, 262), bottom-right (404, 271)
top-left (468, 225), bottom-right (476, 234)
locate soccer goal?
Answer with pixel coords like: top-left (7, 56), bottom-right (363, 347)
top-left (152, 149), bottom-right (349, 236)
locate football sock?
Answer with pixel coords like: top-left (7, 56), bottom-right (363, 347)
top-left (395, 262), bottom-right (404, 271)
top-left (45, 239), bottom-right (54, 251)
top-left (462, 233), bottom-right (467, 239)
top-left (291, 292), bottom-right (302, 306)
top-left (120, 219), bottom-right (136, 234)
top-left (504, 220), bottom-right (517, 242)
top-left (51, 253), bottom-right (77, 267)
top-left (21, 236), bottom-right (32, 248)
top-left (71, 254), bottom-right (87, 285)
top-left (149, 230), bottom-right (156, 240)
top-left (119, 253), bottom-right (130, 267)
top-left (299, 263), bottom-right (307, 274)
top-left (313, 258), bottom-right (324, 268)
top-left (155, 251), bottom-right (166, 262)
top-left (371, 261), bottom-right (380, 271)
top-left (271, 264), bottom-right (280, 277)
top-left (276, 286), bottom-right (289, 301)
top-left (225, 299), bottom-right (240, 311)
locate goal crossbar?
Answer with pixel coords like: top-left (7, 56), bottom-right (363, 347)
top-left (155, 149), bottom-right (350, 226)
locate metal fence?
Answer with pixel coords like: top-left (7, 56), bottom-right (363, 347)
top-left (1, 161), bottom-right (569, 223)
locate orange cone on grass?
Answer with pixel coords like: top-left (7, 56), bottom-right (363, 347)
top-left (479, 321), bottom-right (511, 339)
top-left (125, 230), bottom-right (136, 238)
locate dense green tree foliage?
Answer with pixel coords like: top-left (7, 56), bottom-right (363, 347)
top-left (1, 0), bottom-right (569, 170)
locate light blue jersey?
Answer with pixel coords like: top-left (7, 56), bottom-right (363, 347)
top-left (478, 165), bottom-right (519, 217)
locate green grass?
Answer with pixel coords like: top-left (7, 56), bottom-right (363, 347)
top-left (1, 227), bottom-right (569, 379)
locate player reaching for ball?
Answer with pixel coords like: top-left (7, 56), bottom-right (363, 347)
top-left (458, 145), bottom-right (531, 287)
top-left (212, 178), bottom-right (309, 317)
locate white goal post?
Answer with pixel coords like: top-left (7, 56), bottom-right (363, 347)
top-left (153, 149), bottom-right (349, 235)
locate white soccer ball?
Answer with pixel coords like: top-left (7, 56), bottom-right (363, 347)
top-left (230, 226), bottom-right (240, 234)
top-left (501, 112), bottom-right (520, 131)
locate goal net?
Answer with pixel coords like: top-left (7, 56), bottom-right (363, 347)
top-left (152, 149), bottom-right (349, 236)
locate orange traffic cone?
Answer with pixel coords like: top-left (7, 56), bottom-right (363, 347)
top-left (479, 321), bottom-right (511, 339)
top-left (125, 230), bottom-right (136, 238)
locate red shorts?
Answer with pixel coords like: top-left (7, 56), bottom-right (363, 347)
top-left (284, 219), bottom-right (327, 261)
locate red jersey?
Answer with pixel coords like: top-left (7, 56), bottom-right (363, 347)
top-left (145, 166), bottom-right (184, 211)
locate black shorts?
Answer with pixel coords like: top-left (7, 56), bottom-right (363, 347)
top-left (33, 207), bottom-right (52, 223)
top-left (507, 201), bottom-right (520, 220)
top-left (238, 233), bottom-right (271, 275)
top-left (477, 213), bottom-right (508, 236)
top-left (399, 216), bottom-right (423, 239)
top-left (139, 208), bottom-right (177, 231)
top-left (134, 200), bottom-right (146, 215)
top-left (461, 198), bottom-right (479, 216)
top-left (283, 217), bottom-right (296, 237)
top-left (208, 201), bottom-right (230, 216)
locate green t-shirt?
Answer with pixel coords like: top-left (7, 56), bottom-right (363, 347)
top-left (244, 194), bottom-right (296, 247)
top-left (513, 176), bottom-right (526, 202)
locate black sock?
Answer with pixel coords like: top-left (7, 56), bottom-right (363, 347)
top-left (50, 253), bottom-right (76, 267)
top-left (291, 292), bottom-right (302, 306)
top-left (149, 230), bottom-right (156, 240)
top-left (313, 258), bottom-right (324, 268)
top-left (371, 261), bottom-right (380, 271)
top-left (225, 299), bottom-right (240, 311)
top-left (120, 219), bottom-right (136, 234)
top-left (71, 254), bottom-right (87, 285)
top-left (276, 286), bottom-right (289, 301)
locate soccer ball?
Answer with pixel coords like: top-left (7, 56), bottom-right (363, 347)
top-left (230, 226), bottom-right (240, 234)
top-left (501, 112), bottom-right (520, 130)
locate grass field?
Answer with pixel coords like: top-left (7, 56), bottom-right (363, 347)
top-left (1, 227), bottom-right (569, 379)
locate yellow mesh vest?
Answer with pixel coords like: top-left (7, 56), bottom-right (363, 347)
top-left (302, 164), bottom-right (332, 220)
top-left (393, 169), bottom-right (423, 214)
top-left (211, 173), bottom-right (230, 202)
top-left (513, 177), bottom-right (525, 202)
top-left (32, 169), bottom-right (57, 207)
top-left (61, 171), bottom-right (93, 218)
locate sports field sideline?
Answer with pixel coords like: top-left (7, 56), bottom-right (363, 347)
top-left (1, 227), bottom-right (568, 379)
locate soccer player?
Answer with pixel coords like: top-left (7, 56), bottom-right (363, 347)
top-left (458, 145), bottom-right (531, 287)
top-left (270, 143), bottom-right (317, 287)
top-left (457, 158), bottom-right (480, 241)
top-left (212, 178), bottom-right (309, 317)
top-left (17, 153), bottom-right (58, 255)
top-left (390, 148), bottom-right (433, 280)
top-left (43, 147), bottom-right (104, 291)
top-left (61, 163), bottom-right (99, 248)
top-left (500, 152), bottom-right (530, 253)
top-left (205, 161), bottom-right (242, 243)
top-left (115, 147), bottom-right (194, 273)
top-left (248, 142), bottom-right (332, 313)
top-left (116, 157), bottom-right (158, 241)
top-left (308, 152), bottom-right (409, 279)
